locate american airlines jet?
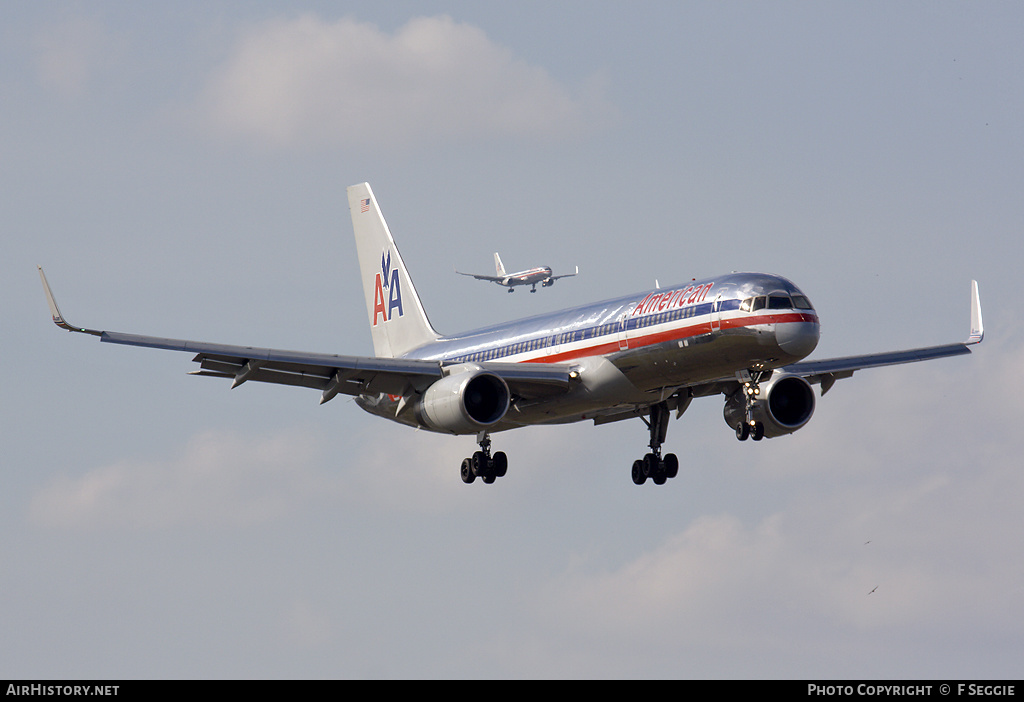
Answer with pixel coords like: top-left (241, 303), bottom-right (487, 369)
top-left (39, 183), bottom-right (984, 486)
top-left (457, 252), bottom-right (578, 292)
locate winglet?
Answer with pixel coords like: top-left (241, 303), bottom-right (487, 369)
top-left (967, 280), bottom-right (984, 345)
top-left (37, 266), bottom-right (102, 336)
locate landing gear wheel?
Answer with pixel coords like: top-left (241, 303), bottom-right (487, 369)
top-left (472, 451), bottom-right (488, 476)
top-left (752, 422), bottom-right (765, 441)
top-left (460, 434), bottom-right (507, 484)
top-left (630, 401), bottom-right (684, 486)
top-left (736, 422), bottom-right (750, 441)
top-left (492, 451), bottom-right (508, 478)
top-left (642, 453), bottom-right (660, 479)
top-left (631, 459), bottom-right (646, 485)
top-left (663, 453), bottom-right (679, 479)
top-left (460, 458), bottom-right (476, 484)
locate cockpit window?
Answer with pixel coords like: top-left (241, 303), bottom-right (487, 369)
top-left (742, 292), bottom-right (813, 312)
top-left (792, 295), bottom-right (813, 310)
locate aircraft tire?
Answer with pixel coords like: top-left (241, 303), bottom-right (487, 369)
top-left (461, 458), bottom-right (476, 484)
top-left (493, 451), bottom-right (508, 478)
top-left (736, 423), bottom-right (750, 441)
top-left (752, 423), bottom-right (765, 441)
top-left (663, 453), bottom-right (679, 479)
top-left (631, 460), bottom-right (646, 485)
top-left (642, 453), bottom-right (660, 479)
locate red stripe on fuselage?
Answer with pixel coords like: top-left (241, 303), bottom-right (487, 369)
top-left (522, 311), bottom-right (817, 364)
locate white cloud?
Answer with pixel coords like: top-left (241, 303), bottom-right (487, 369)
top-left (338, 420), bottom-right (586, 513)
top-left (25, 410), bottom-right (580, 530)
top-left (30, 427), bottom-right (332, 529)
top-left (32, 17), bottom-right (116, 100)
top-left (517, 340), bottom-right (1024, 675)
top-left (196, 14), bottom-right (614, 148)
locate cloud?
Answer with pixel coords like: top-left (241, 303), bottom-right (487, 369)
top-left (32, 17), bottom-right (117, 100)
top-left (516, 340), bottom-right (1024, 675)
top-left (24, 409), bottom-right (579, 531)
top-left (30, 427), bottom-right (332, 529)
top-left (195, 14), bottom-right (614, 148)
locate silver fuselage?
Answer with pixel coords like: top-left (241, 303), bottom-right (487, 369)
top-left (501, 267), bottom-right (553, 287)
top-left (357, 272), bottom-right (820, 430)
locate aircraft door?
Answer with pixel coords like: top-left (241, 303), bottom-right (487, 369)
top-left (618, 307), bottom-right (634, 351)
top-left (710, 294), bottom-right (723, 333)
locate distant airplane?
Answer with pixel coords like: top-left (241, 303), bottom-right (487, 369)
top-left (457, 252), bottom-right (577, 292)
top-left (39, 182), bottom-right (984, 487)
top-left (868, 586), bottom-right (878, 595)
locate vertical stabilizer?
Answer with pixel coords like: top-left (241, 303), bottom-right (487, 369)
top-left (494, 253), bottom-right (506, 277)
top-left (347, 183), bottom-right (440, 358)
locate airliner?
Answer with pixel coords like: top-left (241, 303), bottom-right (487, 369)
top-left (39, 182), bottom-right (984, 486)
top-left (457, 252), bottom-right (578, 292)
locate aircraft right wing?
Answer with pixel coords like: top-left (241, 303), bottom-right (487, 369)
top-left (782, 280), bottom-right (984, 394)
top-left (38, 267), bottom-right (570, 405)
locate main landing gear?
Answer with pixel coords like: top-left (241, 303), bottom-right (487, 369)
top-left (631, 402), bottom-right (679, 486)
top-left (460, 432), bottom-right (508, 484)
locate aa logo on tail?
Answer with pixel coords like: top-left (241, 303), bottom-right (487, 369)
top-left (372, 249), bottom-right (404, 326)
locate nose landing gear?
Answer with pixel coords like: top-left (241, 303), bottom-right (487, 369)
top-left (734, 369), bottom-right (771, 441)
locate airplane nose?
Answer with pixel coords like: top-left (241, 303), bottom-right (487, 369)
top-left (777, 320), bottom-right (819, 358)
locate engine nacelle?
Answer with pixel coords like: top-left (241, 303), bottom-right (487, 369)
top-left (415, 370), bottom-right (510, 434)
top-left (723, 373), bottom-right (815, 439)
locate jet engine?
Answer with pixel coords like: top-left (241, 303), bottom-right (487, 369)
top-left (723, 373), bottom-right (815, 439)
top-left (415, 370), bottom-right (510, 434)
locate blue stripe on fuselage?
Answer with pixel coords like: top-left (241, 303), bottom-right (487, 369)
top-left (404, 272), bottom-right (809, 365)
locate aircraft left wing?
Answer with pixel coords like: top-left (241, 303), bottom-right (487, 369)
top-left (782, 280), bottom-right (984, 394)
top-left (549, 266), bottom-right (579, 281)
top-left (38, 267), bottom-right (570, 404)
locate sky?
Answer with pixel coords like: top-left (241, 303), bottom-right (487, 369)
top-left (2, 1), bottom-right (1022, 680)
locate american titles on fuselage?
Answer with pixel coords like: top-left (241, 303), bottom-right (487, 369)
top-left (631, 282), bottom-right (714, 317)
